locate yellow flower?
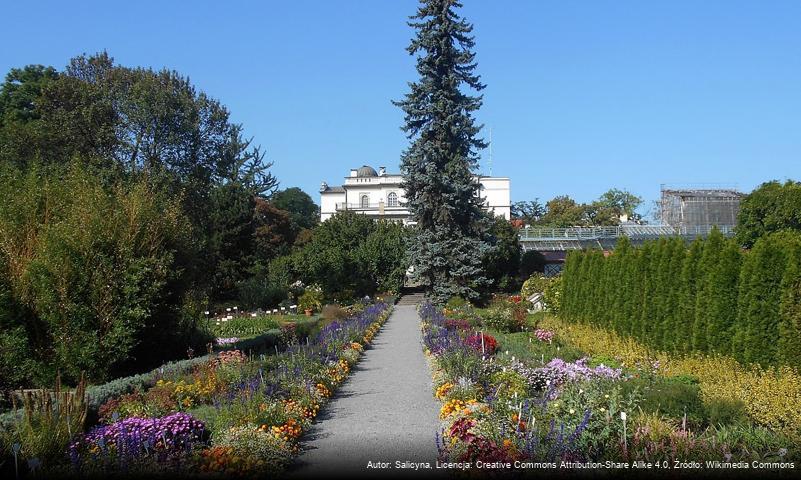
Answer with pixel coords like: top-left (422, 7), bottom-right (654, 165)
top-left (435, 382), bottom-right (454, 400)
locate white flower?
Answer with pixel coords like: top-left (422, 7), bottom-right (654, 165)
top-left (620, 411), bottom-right (627, 421)
top-left (569, 409), bottom-right (575, 414)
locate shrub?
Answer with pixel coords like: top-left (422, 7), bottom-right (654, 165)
top-left (446, 296), bottom-right (468, 309)
top-left (0, 165), bottom-right (203, 385)
top-left (237, 275), bottom-right (288, 311)
top-left (543, 275), bottom-right (562, 314)
top-left (521, 274), bottom-right (552, 299)
top-left (298, 287), bottom-right (323, 313)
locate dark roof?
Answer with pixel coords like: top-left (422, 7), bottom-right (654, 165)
top-left (323, 185), bottom-right (345, 193)
top-left (356, 165), bottom-right (378, 177)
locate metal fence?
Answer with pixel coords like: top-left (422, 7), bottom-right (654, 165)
top-left (518, 224), bottom-right (735, 242)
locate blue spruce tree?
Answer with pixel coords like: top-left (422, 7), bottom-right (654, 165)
top-left (395, 0), bottom-right (490, 302)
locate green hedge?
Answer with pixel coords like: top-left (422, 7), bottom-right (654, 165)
top-left (560, 229), bottom-right (801, 369)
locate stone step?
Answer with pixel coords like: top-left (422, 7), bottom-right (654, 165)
top-left (396, 293), bottom-right (426, 305)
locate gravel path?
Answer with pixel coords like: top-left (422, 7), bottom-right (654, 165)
top-left (289, 304), bottom-right (442, 477)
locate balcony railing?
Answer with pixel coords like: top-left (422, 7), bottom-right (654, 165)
top-left (518, 224), bottom-right (735, 241)
top-left (335, 202), bottom-right (404, 211)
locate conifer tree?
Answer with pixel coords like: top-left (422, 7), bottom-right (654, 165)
top-left (778, 248), bottom-right (801, 369)
top-left (676, 239), bottom-right (704, 353)
top-left (619, 246), bottom-right (638, 336)
top-left (561, 250), bottom-right (581, 318)
top-left (661, 237), bottom-right (686, 352)
top-left (652, 239), bottom-right (673, 348)
top-left (692, 228), bottom-right (725, 353)
top-left (395, 0), bottom-right (490, 302)
top-left (705, 239), bottom-right (742, 355)
top-left (637, 241), bottom-right (657, 344)
top-left (576, 251), bottom-right (593, 321)
top-left (611, 237), bottom-right (633, 334)
top-left (732, 249), bottom-right (755, 361)
top-left (740, 233), bottom-right (789, 366)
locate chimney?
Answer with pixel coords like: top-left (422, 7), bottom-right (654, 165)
top-left (350, 169), bottom-right (357, 178)
top-left (378, 166), bottom-right (386, 176)
top-left (320, 181), bottom-right (328, 192)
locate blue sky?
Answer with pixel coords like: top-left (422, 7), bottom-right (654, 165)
top-left (2, 0), bottom-right (800, 217)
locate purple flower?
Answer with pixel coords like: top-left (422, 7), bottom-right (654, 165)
top-left (70, 412), bottom-right (206, 466)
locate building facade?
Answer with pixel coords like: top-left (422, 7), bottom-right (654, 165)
top-left (319, 165), bottom-right (511, 223)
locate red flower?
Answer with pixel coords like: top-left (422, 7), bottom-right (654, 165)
top-left (465, 333), bottom-right (498, 355)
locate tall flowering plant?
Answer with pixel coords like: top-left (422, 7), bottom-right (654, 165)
top-left (69, 412), bottom-right (206, 470)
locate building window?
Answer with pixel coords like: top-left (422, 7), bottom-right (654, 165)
top-left (360, 195), bottom-right (369, 208)
top-left (387, 192), bottom-right (398, 207)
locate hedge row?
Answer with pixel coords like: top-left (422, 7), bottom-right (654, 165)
top-left (560, 229), bottom-right (801, 369)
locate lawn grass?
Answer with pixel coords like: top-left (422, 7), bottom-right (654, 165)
top-left (205, 314), bottom-right (318, 339)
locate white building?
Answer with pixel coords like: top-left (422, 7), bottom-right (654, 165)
top-left (319, 165), bottom-right (511, 223)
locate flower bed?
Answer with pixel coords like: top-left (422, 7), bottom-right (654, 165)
top-left (420, 302), bottom-right (799, 468)
top-left (3, 303), bottom-right (392, 477)
top-left (539, 314), bottom-right (801, 438)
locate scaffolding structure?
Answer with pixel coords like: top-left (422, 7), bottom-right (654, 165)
top-left (660, 185), bottom-right (743, 230)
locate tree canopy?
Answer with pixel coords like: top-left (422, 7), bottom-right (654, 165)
top-left (270, 187), bottom-right (319, 234)
top-left (513, 189), bottom-right (643, 227)
top-left (736, 180), bottom-right (801, 248)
